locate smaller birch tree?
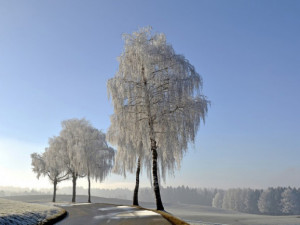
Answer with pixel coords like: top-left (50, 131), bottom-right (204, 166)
top-left (31, 136), bottom-right (69, 202)
top-left (60, 118), bottom-right (91, 202)
top-left (78, 127), bottom-right (115, 203)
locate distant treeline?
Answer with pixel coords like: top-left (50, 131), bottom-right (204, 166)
top-left (0, 188), bottom-right (51, 197)
top-left (118, 186), bottom-right (300, 215)
top-left (212, 187), bottom-right (300, 215)
top-left (1, 186), bottom-right (299, 215)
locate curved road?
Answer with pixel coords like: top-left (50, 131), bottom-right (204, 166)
top-left (55, 203), bottom-right (171, 225)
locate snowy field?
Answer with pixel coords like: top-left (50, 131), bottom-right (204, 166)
top-left (164, 202), bottom-right (300, 225)
top-left (0, 198), bottom-right (65, 225)
top-left (3, 195), bottom-right (300, 225)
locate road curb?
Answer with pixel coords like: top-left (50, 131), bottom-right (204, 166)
top-left (41, 208), bottom-right (68, 225)
top-left (132, 205), bottom-right (189, 225)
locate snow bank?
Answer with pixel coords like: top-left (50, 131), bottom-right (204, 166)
top-left (0, 198), bottom-right (65, 225)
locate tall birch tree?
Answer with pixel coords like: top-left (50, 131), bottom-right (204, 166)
top-left (107, 27), bottom-right (208, 210)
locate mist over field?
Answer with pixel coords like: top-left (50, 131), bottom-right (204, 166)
top-left (2, 185), bottom-right (300, 216)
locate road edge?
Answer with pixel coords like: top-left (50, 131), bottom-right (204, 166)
top-left (132, 205), bottom-right (189, 225)
top-left (42, 208), bottom-right (68, 225)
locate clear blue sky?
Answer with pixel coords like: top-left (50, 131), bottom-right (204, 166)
top-left (0, 0), bottom-right (299, 190)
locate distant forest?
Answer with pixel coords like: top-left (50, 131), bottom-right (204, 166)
top-left (1, 186), bottom-right (299, 215)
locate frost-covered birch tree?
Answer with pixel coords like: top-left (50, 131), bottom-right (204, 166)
top-left (107, 27), bottom-right (208, 210)
top-left (108, 124), bottom-right (150, 206)
top-left (31, 136), bottom-right (69, 202)
top-left (78, 126), bottom-right (115, 203)
top-left (60, 118), bottom-right (91, 202)
top-left (32, 118), bottom-right (114, 203)
top-left (60, 118), bottom-right (115, 203)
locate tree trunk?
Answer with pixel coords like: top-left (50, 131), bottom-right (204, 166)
top-left (133, 157), bottom-right (141, 206)
top-left (142, 66), bottom-right (164, 210)
top-left (52, 179), bottom-right (57, 202)
top-left (151, 139), bottom-right (164, 211)
top-left (72, 172), bottom-right (77, 203)
top-left (88, 168), bottom-right (91, 203)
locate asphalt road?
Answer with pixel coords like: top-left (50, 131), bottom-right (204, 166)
top-left (55, 203), bottom-right (172, 225)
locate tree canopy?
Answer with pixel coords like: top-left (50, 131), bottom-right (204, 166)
top-left (108, 27), bottom-right (208, 179)
top-left (107, 27), bottom-right (209, 210)
top-left (31, 118), bottom-right (115, 203)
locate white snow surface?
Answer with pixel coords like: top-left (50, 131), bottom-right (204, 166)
top-left (95, 206), bottom-right (159, 220)
top-left (117, 210), bottom-right (158, 217)
top-left (0, 198), bottom-right (63, 225)
top-left (54, 202), bottom-right (91, 207)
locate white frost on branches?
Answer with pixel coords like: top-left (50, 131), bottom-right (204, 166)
top-left (107, 27), bottom-right (208, 180)
top-left (61, 119), bottom-right (115, 181)
top-left (31, 118), bottom-right (115, 202)
top-left (31, 136), bottom-right (69, 184)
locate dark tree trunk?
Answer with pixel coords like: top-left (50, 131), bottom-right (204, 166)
top-left (72, 172), bottom-right (77, 203)
top-left (151, 139), bottom-right (164, 211)
top-left (52, 179), bottom-right (57, 202)
top-left (133, 157), bottom-right (141, 206)
top-left (142, 66), bottom-right (164, 210)
top-left (88, 169), bottom-right (91, 203)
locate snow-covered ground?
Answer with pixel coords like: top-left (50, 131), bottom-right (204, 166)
top-left (0, 198), bottom-right (65, 225)
top-left (3, 195), bottom-right (300, 225)
top-left (165, 202), bottom-right (300, 225)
